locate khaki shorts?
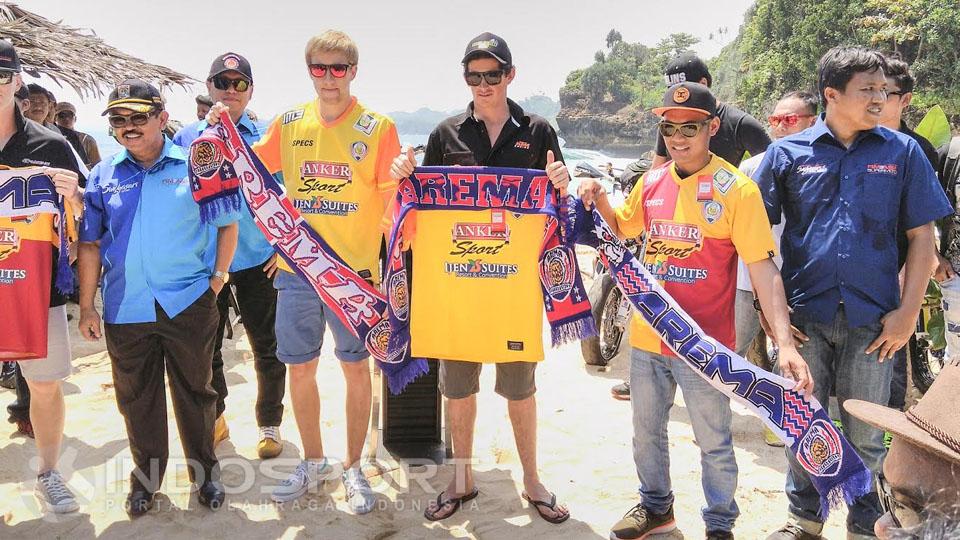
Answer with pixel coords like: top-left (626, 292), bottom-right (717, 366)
top-left (18, 305), bottom-right (72, 382)
top-left (439, 360), bottom-right (537, 401)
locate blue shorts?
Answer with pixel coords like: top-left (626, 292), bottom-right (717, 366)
top-left (274, 270), bottom-right (368, 364)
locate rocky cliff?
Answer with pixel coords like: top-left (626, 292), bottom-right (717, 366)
top-left (556, 88), bottom-right (658, 158)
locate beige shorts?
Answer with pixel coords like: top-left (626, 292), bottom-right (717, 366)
top-left (18, 305), bottom-right (72, 382)
top-left (439, 359), bottom-right (537, 401)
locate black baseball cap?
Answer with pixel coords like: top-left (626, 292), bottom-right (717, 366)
top-left (461, 32), bottom-right (512, 67)
top-left (101, 78), bottom-right (164, 115)
top-left (208, 52), bottom-right (253, 82)
top-left (664, 52), bottom-right (712, 87)
top-left (195, 94), bottom-right (214, 106)
top-left (14, 85), bottom-right (28, 100)
top-left (652, 82), bottom-right (717, 117)
top-left (0, 39), bottom-right (20, 72)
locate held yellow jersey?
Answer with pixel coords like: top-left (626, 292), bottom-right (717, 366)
top-left (614, 155), bottom-right (776, 355)
top-left (254, 97), bottom-right (400, 283)
top-left (410, 209), bottom-right (547, 363)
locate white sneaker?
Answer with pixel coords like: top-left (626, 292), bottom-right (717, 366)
top-left (342, 467), bottom-right (375, 514)
top-left (34, 470), bottom-right (79, 513)
top-left (271, 459), bottom-right (332, 503)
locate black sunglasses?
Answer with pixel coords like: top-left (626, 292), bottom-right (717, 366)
top-left (0, 71), bottom-right (13, 85)
top-left (108, 111), bottom-right (159, 129)
top-left (876, 472), bottom-right (922, 529)
top-left (658, 118), bottom-right (714, 138)
top-left (464, 70), bottom-right (505, 86)
top-left (210, 75), bottom-right (250, 92)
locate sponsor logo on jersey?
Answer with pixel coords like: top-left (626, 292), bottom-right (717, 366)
top-left (645, 260), bottom-right (708, 285)
top-left (444, 259), bottom-right (518, 279)
top-left (644, 198), bottom-right (664, 207)
top-left (0, 228), bottom-right (21, 261)
top-left (514, 140), bottom-right (530, 150)
top-left (99, 182), bottom-right (140, 195)
top-left (450, 210), bottom-right (510, 257)
top-left (646, 219), bottom-right (703, 259)
top-left (162, 177), bottom-right (190, 186)
top-left (0, 268), bottom-right (27, 284)
top-left (291, 139), bottom-right (314, 147)
top-left (866, 163), bottom-right (898, 176)
top-left (300, 161), bottom-right (351, 183)
top-left (701, 200), bottom-right (723, 224)
top-left (797, 163), bottom-right (828, 175)
top-left (713, 168), bottom-right (737, 194)
top-left (292, 196), bottom-right (358, 216)
top-left (354, 113), bottom-right (377, 136)
top-left (282, 109), bottom-right (304, 125)
top-left (351, 141), bottom-right (368, 161)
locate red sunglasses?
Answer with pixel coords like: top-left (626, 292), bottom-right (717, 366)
top-left (768, 113), bottom-right (815, 127)
top-left (308, 63), bottom-right (353, 79)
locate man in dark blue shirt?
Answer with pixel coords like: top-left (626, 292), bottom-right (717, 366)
top-left (758, 47), bottom-right (952, 540)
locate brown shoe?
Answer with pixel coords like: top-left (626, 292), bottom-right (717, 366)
top-left (214, 415), bottom-right (230, 447)
top-left (257, 426), bottom-right (283, 459)
top-left (16, 419), bottom-right (34, 439)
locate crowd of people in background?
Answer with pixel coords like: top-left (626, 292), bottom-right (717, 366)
top-left (0, 26), bottom-right (958, 540)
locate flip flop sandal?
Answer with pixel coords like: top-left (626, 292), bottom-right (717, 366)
top-left (522, 492), bottom-right (570, 524)
top-left (424, 487), bottom-right (480, 521)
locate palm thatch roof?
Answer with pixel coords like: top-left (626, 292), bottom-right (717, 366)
top-left (0, 2), bottom-right (194, 98)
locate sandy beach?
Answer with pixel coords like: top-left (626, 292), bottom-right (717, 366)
top-left (0, 261), bottom-right (853, 539)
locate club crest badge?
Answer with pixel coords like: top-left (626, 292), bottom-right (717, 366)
top-left (351, 141), bottom-right (368, 162)
top-left (540, 246), bottom-right (575, 302)
top-left (701, 200), bottom-right (723, 224)
top-left (190, 141), bottom-right (223, 178)
top-left (797, 418), bottom-right (843, 477)
top-left (388, 269), bottom-right (408, 321)
top-left (222, 54), bottom-right (241, 70)
top-left (117, 85), bottom-right (130, 99)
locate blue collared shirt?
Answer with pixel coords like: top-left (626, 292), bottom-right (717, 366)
top-left (756, 116), bottom-right (952, 327)
top-left (80, 138), bottom-right (240, 324)
top-left (173, 113), bottom-right (274, 272)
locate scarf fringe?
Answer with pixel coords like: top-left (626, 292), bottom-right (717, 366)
top-left (198, 192), bottom-right (242, 226)
top-left (550, 315), bottom-right (598, 347)
top-left (383, 358), bottom-right (429, 395)
top-left (819, 465), bottom-right (874, 519)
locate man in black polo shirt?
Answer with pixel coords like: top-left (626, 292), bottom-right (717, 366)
top-left (0, 39), bottom-right (85, 513)
top-left (390, 32), bottom-right (572, 525)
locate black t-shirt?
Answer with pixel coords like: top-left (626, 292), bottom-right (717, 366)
top-left (0, 107), bottom-right (84, 307)
top-left (939, 137), bottom-right (960, 268)
top-left (423, 98), bottom-right (563, 168)
top-left (654, 102), bottom-right (771, 167)
top-left (895, 123), bottom-right (941, 267)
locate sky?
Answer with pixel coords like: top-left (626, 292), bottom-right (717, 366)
top-left (18, 0), bottom-right (755, 133)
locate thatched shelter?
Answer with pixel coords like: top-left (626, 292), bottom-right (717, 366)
top-left (0, 2), bottom-right (194, 98)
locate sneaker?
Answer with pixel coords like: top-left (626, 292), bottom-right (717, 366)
top-left (214, 415), bottom-right (230, 447)
top-left (34, 470), bottom-right (79, 513)
top-left (766, 523), bottom-right (822, 540)
top-left (0, 362), bottom-right (15, 389)
top-left (763, 426), bottom-right (785, 447)
top-left (257, 426), bottom-right (283, 460)
top-left (611, 381), bottom-right (631, 401)
top-left (610, 503), bottom-right (676, 540)
top-left (707, 531), bottom-right (734, 540)
top-left (271, 459), bottom-right (332, 503)
top-left (342, 467), bottom-right (375, 514)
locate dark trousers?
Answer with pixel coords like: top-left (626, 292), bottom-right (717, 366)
top-left (211, 260), bottom-right (285, 426)
top-left (6, 363), bottom-right (30, 423)
top-left (105, 291), bottom-right (220, 493)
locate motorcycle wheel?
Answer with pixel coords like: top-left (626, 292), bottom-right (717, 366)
top-left (909, 334), bottom-right (945, 395)
top-left (581, 274), bottom-right (625, 366)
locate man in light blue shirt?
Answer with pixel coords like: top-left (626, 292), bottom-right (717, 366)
top-left (173, 52), bottom-right (286, 461)
top-left (76, 79), bottom-right (239, 516)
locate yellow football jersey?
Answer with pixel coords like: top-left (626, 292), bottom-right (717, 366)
top-left (254, 97), bottom-right (400, 283)
top-left (409, 209), bottom-right (547, 363)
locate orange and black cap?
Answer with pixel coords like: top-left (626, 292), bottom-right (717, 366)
top-left (651, 82), bottom-right (717, 117)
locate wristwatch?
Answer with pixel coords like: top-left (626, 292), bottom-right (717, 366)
top-left (212, 270), bottom-right (230, 284)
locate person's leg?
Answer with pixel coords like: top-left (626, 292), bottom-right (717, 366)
top-left (834, 310), bottom-right (892, 536)
top-left (339, 358), bottom-right (371, 468)
top-left (780, 314), bottom-right (836, 535)
top-left (630, 348), bottom-right (679, 511)
top-left (7, 363), bottom-right (31, 428)
top-left (497, 362), bottom-right (569, 521)
top-left (210, 283), bottom-right (232, 419)
top-left (24, 379), bottom-right (63, 471)
top-left (104, 320), bottom-right (168, 493)
top-left (671, 359), bottom-right (739, 533)
top-left (157, 291), bottom-right (221, 487)
top-left (232, 262), bottom-right (284, 428)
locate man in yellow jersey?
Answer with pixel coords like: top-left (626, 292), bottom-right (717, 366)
top-left (210, 30), bottom-right (399, 514)
top-left (390, 32), bottom-right (572, 524)
top-left (579, 82), bottom-right (810, 540)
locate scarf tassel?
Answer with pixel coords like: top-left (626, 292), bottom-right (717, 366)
top-left (198, 192), bottom-right (242, 226)
top-left (550, 315), bottom-right (598, 347)
top-left (381, 358), bottom-right (430, 396)
top-left (819, 465), bottom-right (873, 519)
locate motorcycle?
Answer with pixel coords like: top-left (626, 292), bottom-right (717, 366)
top-left (579, 159), bottom-right (650, 366)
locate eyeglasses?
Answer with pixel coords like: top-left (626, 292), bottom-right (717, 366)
top-left (658, 118), bottom-right (713, 138)
top-left (464, 70), bottom-right (505, 87)
top-left (876, 473), bottom-right (923, 529)
top-left (0, 71), bottom-right (13, 85)
top-left (107, 111), bottom-right (159, 129)
top-left (886, 91), bottom-right (906, 100)
top-left (308, 63), bottom-right (352, 79)
top-left (56, 111), bottom-right (75, 120)
top-left (767, 113), bottom-right (815, 127)
top-left (210, 75), bottom-right (250, 92)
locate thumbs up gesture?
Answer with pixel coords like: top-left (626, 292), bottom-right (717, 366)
top-left (545, 149), bottom-right (570, 194)
top-left (389, 146), bottom-right (417, 180)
